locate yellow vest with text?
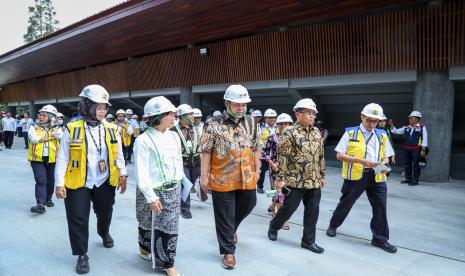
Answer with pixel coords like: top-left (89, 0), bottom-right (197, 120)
top-left (64, 120), bottom-right (120, 189)
top-left (28, 126), bottom-right (59, 163)
top-left (341, 127), bottom-right (387, 183)
top-left (118, 122), bottom-right (132, 147)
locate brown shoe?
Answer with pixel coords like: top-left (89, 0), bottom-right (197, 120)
top-left (223, 254), bottom-right (236, 269)
top-left (233, 233), bottom-right (238, 244)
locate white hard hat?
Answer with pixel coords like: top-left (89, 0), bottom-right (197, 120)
top-left (125, 109), bottom-right (133, 115)
top-left (409, 111), bottom-right (422, 118)
top-left (213, 111), bottom-right (222, 117)
top-left (106, 114), bottom-right (114, 119)
top-left (132, 114), bottom-right (139, 119)
top-left (143, 96), bottom-right (176, 117)
top-left (38, 104), bottom-right (58, 116)
top-left (224, 84), bottom-right (251, 103)
top-left (264, 109), bottom-right (278, 117)
top-left (192, 108), bottom-right (203, 117)
top-left (116, 109), bottom-right (126, 116)
top-left (79, 84), bottom-right (111, 106)
top-left (276, 113), bottom-right (293, 124)
top-left (251, 110), bottom-right (262, 117)
top-left (56, 112), bottom-right (64, 118)
top-left (177, 104), bottom-right (194, 116)
top-left (361, 103), bottom-right (384, 120)
top-left (380, 114), bottom-right (387, 120)
top-left (293, 98), bottom-right (318, 113)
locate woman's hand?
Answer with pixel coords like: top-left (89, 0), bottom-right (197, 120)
top-left (150, 199), bottom-right (163, 212)
top-left (117, 176), bottom-right (127, 194)
top-left (55, 186), bottom-right (67, 198)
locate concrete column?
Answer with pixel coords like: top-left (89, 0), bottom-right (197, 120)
top-left (414, 70), bottom-right (454, 182)
top-left (29, 103), bottom-right (37, 120)
top-left (180, 87), bottom-right (200, 107)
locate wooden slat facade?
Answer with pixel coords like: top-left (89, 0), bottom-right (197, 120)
top-left (2, 1), bottom-right (464, 103)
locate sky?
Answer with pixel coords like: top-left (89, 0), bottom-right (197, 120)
top-left (0, 0), bottom-right (126, 55)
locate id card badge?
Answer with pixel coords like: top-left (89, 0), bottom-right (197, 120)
top-left (186, 140), bottom-right (193, 149)
top-left (98, 159), bottom-right (107, 173)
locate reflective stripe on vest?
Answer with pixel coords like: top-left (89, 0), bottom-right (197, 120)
top-left (27, 126), bottom-right (58, 163)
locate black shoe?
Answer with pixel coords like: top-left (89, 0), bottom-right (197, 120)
top-left (400, 180), bottom-right (411, 184)
top-left (102, 234), bottom-right (114, 248)
top-left (257, 188), bottom-right (264, 194)
top-left (301, 242), bottom-right (324, 254)
top-left (371, 240), bottom-right (397, 253)
top-left (76, 255), bottom-right (89, 274)
top-left (45, 200), bottom-right (54, 207)
top-left (408, 182), bottom-right (419, 186)
top-left (267, 222), bottom-right (278, 241)
top-left (30, 204), bottom-right (46, 214)
top-left (181, 211), bottom-right (192, 219)
top-left (326, 226), bottom-right (337, 237)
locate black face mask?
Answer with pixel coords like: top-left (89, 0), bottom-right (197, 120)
top-left (78, 98), bottom-right (101, 127)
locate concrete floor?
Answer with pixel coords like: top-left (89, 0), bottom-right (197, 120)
top-left (1, 137), bottom-right (465, 276)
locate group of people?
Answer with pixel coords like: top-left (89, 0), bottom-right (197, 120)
top-left (0, 82), bottom-right (429, 275)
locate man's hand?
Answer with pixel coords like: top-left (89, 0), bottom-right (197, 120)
top-left (420, 149), bottom-right (426, 157)
top-left (149, 199), bottom-right (163, 213)
top-left (200, 175), bottom-right (209, 193)
top-left (117, 176), bottom-right (127, 194)
top-left (56, 186), bottom-right (67, 199)
top-left (274, 180), bottom-right (285, 190)
top-left (320, 179), bottom-right (326, 188)
top-left (361, 159), bottom-right (377, 168)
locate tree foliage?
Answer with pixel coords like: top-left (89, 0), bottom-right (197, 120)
top-left (23, 0), bottom-right (60, 43)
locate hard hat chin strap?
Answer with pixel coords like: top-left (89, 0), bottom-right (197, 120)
top-left (181, 114), bottom-right (194, 126)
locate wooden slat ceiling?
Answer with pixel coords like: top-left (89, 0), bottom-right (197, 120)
top-left (0, 0), bottom-right (428, 86)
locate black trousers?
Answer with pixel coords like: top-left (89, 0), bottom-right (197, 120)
top-left (122, 145), bottom-right (130, 162)
top-left (181, 166), bottom-right (202, 214)
top-left (212, 189), bottom-right (256, 254)
top-left (23, 132), bottom-right (29, 148)
top-left (270, 188), bottom-right (321, 245)
top-left (31, 158), bottom-right (55, 204)
top-left (3, 131), bottom-right (14, 148)
top-left (128, 135), bottom-right (135, 161)
top-left (257, 159), bottom-right (269, 189)
top-left (64, 179), bottom-right (116, 255)
top-left (403, 148), bottom-right (421, 184)
top-left (329, 171), bottom-right (389, 243)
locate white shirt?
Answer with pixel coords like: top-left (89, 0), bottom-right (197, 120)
top-left (20, 118), bottom-right (34, 132)
top-left (391, 123), bottom-right (428, 147)
top-left (135, 128), bottom-right (183, 203)
top-left (335, 124), bottom-right (395, 162)
top-left (195, 122), bottom-right (204, 137)
top-left (55, 123), bottom-right (127, 188)
top-left (264, 124), bottom-right (276, 136)
top-left (28, 125), bottom-right (63, 156)
top-left (2, 117), bottom-right (17, 131)
top-left (127, 118), bottom-right (140, 130)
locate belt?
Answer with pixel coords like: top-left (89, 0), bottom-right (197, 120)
top-left (363, 168), bottom-right (375, 173)
top-left (153, 180), bottom-right (180, 192)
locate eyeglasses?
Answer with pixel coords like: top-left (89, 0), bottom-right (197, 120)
top-left (298, 111), bottom-right (316, 117)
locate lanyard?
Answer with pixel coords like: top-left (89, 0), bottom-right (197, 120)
top-left (365, 132), bottom-right (374, 145)
top-left (147, 128), bottom-right (177, 185)
top-left (175, 124), bottom-right (197, 155)
top-left (86, 124), bottom-right (102, 157)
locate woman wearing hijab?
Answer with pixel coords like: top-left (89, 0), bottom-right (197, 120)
top-left (134, 96), bottom-right (183, 276)
top-left (54, 84), bottom-right (128, 274)
top-left (28, 104), bottom-right (61, 213)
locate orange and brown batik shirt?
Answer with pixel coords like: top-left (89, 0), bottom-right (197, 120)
top-left (200, 112), bottom-right (261, 192)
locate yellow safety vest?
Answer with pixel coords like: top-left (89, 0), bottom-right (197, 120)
top-left (64, 120), bottom-right (120, 189)
top-left (118, 122), bottom-right (132, 147)
top-left (341, 127), bottom-right (387, 183)
top-left (260, 127), bottom-right (271, 143)
top-left (28, 126), bottom-right (59, 163)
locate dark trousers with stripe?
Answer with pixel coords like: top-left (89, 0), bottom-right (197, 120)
top-left (329, 171), bottom-right (389, 243)
top-left (64, 179), bottom-right (116, 255)
top-left (257, 159), bottom-right (269, 189)
top-left (403, 148), bottom-right (421, 184)
top-left (212, 189), bottom-right (256, 254)
top-left (270, 187), bottom-right (321, 245)
top-left (30, 157), bottom-right (55, 204)
top-left (23, 132), bottom-right (29, 148)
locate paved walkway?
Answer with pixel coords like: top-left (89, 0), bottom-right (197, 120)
top-left (1, 137), bottom-right (465, 275)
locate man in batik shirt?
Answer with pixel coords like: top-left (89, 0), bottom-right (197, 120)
top-left (200, 84), bottom-right (261, 270)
